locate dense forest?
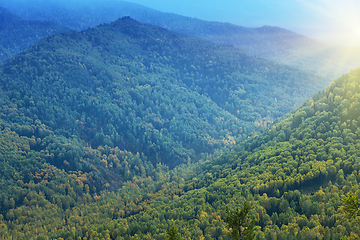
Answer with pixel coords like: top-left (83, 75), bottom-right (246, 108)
top-left (1, 0), bottom-right (359, 79)
top-left (0, 17), bottom-right (324, 170)
top-left (0, 6), bottom-right (69, 63)
top-left (0, 51), bottom-right (360, 239)
top-left (0, 3), bottom-right (360, 239)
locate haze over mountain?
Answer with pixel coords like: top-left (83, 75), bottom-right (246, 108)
top-left (3, 0), bottom-right (360, 47)
top-left (1, 0), bottom-right (359, 80)
top-left (0, 6), bottom-right (69, 63)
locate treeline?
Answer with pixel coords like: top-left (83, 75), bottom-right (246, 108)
top-left (58, 67), bottom-right (360, 239)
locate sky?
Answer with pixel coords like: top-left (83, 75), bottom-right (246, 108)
top-left (124, 0), bottom-right (360, 47)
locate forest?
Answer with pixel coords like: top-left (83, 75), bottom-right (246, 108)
top-left (0, 17), bottom-right (325, 169)
top-left (0, 4), bottom-right (359, 240)
top-left (1, 55), bottom-right (360, 240)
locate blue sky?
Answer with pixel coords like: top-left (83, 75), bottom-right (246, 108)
top-left (125, 0), bottom-right (360, 47)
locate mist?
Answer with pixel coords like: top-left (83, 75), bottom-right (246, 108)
top-left (0, 0), bottom-right (359, 47)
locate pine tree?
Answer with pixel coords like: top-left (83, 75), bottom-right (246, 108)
top-left (341, 190), bottom-right (360, 240)
top-left (225, 200), bottom-right (255, 240)
top-left (166, 224), bottom-right (181, 240)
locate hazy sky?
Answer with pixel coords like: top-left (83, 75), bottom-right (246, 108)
top-left (125, 0), bottom-right (360, 47)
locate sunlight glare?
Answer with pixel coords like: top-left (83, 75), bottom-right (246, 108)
top-left (296, 0), bottom-right (360, 47)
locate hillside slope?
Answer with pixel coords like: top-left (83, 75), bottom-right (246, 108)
top-left (73, 67), bottom-right (360, 239)
top-left (0, 17), bottom-right (330, 239)
top-left (131, 67), bottom-right (360, 239)
top-left (1, 64), bottom-right (360, 239)
top-left (0, 6), bottom-right (69, 63)
top-left (0, 16), bottom-right (323, 171)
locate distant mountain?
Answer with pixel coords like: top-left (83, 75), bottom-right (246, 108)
top-left (0, 6), bottom-right (69, 63)
top-left (1, 0), bottom-right (359, 79)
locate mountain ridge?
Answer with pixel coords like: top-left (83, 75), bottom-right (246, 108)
top-left (2, 0), bottom-right (358, 79)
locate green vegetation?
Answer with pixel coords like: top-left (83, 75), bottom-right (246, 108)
top-left (166, 225), bottom-right (181, 240)
top-left (0, 16), bottom-right (323, 170)
top-left (225, 201), bottom-right (255, 240)
top-left (1, 12), bottom-right (360, 240)
top-left (343, 190), bottom-right (360, 223)
top-left (342, 190), bottom-right (360, 239)
top-left (0, 66), bottom-right (352, 239)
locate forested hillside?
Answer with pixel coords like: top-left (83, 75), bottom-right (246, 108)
top-left (0, 6), bottom-right (69, 63)
top-left (0, 15), bottom-right (333, 239)
top-left (1, 0), bottom-right (359, 79)
top-left (86, 68), bottom-right (360, 240)
top-left (0, 16), bottom-right (323, 170)
top-left (0, 1), bottom-right (359, 240)
top-left (1, 58), bottom-right (360, 239)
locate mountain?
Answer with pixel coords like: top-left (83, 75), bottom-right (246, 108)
top-left (1, 50), bottom-right (359, 238)
top-left (0, 1), bottom-right (359, 239)
top-left (1, 0), bottom-right (359, 79)
top-left (0, 16), bottom-right (324, 172)
top-left (0, 16), bottom-right (329, 238)
top-left (0, 6), bottom-right (69, 63)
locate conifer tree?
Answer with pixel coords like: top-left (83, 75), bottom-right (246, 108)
top-left (342, 190), bottom-right (360, 240)
top-left (225, 200), bottom-right (255, 240)
top-left (166, 224), bottom-right (181, 240)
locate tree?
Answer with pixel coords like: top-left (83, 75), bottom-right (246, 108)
top-left (225, 200), bottom-right (256, 240)
top-left (166, 224), bottom-right (181, 240)
top-left (341, 190), bottom-right (360, 240)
